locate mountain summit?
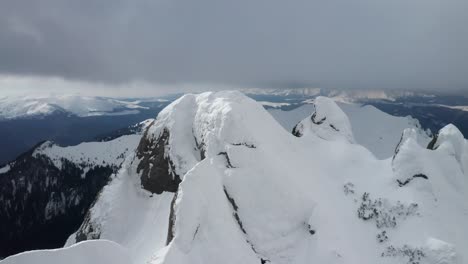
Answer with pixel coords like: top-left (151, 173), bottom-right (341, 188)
top-left (3, 91), bottom-right (467, 264)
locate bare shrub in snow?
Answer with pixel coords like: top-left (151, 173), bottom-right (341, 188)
top-left (357, 192), bottom-right (418, 229)
top-left (381, 245), bottom-right (425, 264)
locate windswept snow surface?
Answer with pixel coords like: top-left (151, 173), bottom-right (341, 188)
top-left (268, 99), bottom-right (430, 159)
top-left (1, 240), bottom-right (132, 264)
top-left (8, 91), bottom-right (467, 264)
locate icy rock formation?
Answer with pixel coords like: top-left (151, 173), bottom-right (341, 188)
top-left (428, 124), bottom-right (468, 173)
top-left (292, 96), bottom-right (355, 142)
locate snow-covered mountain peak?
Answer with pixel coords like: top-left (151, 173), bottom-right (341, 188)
top-left (431, 124), bottom-right (466, 162)
top-left (5, 91), bottom-right (468, 264)
top-left (292, 96), bottom-right (355, 143)
top-left (141, 91), bottom-right (288, 186)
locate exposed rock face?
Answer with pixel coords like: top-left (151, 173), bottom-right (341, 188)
top-left (71, 126), bottom-right (186, 245)
top-left (0, 144), bottom-right (115, 258)
top-left (75, 209), bottom-right (102, 243)
top-left (426, 134), bottom-right (438, 150)
top-left (136, 128), bottom-right (181, 194)
top-left (292, 123), bottom-right (304, 137)
top-left (166, 192), bottom-right (178, 245)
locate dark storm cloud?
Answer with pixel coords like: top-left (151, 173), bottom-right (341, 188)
top-left (0, 0), bottom-right (467, 90)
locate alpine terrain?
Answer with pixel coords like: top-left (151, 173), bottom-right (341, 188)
top-left (0, 120), bottom-right (153, 257)
top-left (2, 91), bottom-right (467, 264)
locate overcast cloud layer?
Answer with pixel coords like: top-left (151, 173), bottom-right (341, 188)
top-left (0, 0), bottom-right (467, 93)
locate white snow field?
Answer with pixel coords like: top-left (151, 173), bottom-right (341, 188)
top-left (0, 240), bottom-right (132, 264)
top-left (3, 91), bottom-right (467, 264)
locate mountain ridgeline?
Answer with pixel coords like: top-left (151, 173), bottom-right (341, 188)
top-left (0, 121), bottom-right (150, 258)
top-left (2, 92), bottom-right (468, 264)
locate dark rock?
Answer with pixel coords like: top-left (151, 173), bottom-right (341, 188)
top-left (397, 174), bottom-right (429, 187)
top-left (329, 124), bottom-right (339, 131)
top-left (292, 123), bottom-right (304, 137)
top-left (218, 152), bottom-right (235, 168)
top-left (166, 192), bottom-right (178, 245)
top-left (136, 128), bottom-right (181, 194)
top-left (392, 133), bottom-right (405, 161)
top-left (311, 112), bottom-right (326, 125)
top-left (426, 134), bottom-right (438, 150)
top-left (223, 187), bottom-right (246, 234)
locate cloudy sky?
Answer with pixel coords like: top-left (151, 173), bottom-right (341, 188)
top-left (0, 0), bottom-right (467, 96)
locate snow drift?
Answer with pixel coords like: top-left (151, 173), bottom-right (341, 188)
top-left (1, 240), bottom-right (131, 264)
top-left (4, 91), bottom-right (467, 264)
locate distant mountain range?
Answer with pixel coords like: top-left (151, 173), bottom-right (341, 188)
top-left (0, 95), bottom-right (172, 120)
top-left (0, 95), bottom-right (176, 164)
top-left (1, 89), bottom-right (468, 165)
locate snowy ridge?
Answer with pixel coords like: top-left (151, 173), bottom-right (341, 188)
top-left (268, 101), bottom-right (430, 159)
top-left (430, 124), bottom-right (468, 173)
top-left (143, 91), bottom-right (288, 178)
top-left (33, 135), bottom-right (141, 173)
top-left (31, 118), bottom-right (153, 173)
top-left (6, 91), bottom-right (468, 264)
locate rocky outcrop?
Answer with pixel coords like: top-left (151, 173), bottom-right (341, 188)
top-left (136, 128), bottom-right (182, 194)
top-left (291, 96), bottom-right (355, 142)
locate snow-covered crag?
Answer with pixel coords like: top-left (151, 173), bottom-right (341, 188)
top-left (0, 121), bottom-right (151, 258)
top-left (4, 91), bottom-right (468, 264)
top-left (291, 96), bottom-right (355, 143)
top-left (269, 98), bottom-right (430, 159)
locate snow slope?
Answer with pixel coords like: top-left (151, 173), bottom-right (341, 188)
top-left (1, 240), bottom-right (132, 264)
top-left (33, 135), bottom-right (141, 172)
top-left (268, 100), bottom-right (430, 159)
top-left (0, 95), bottom-right (156, 119)
top-left (5, 91), bottom-right (467, 264)
top-left (0, 119), bottom-right (155, 258)
top-left (64, 153), bottom-right (174, 264)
